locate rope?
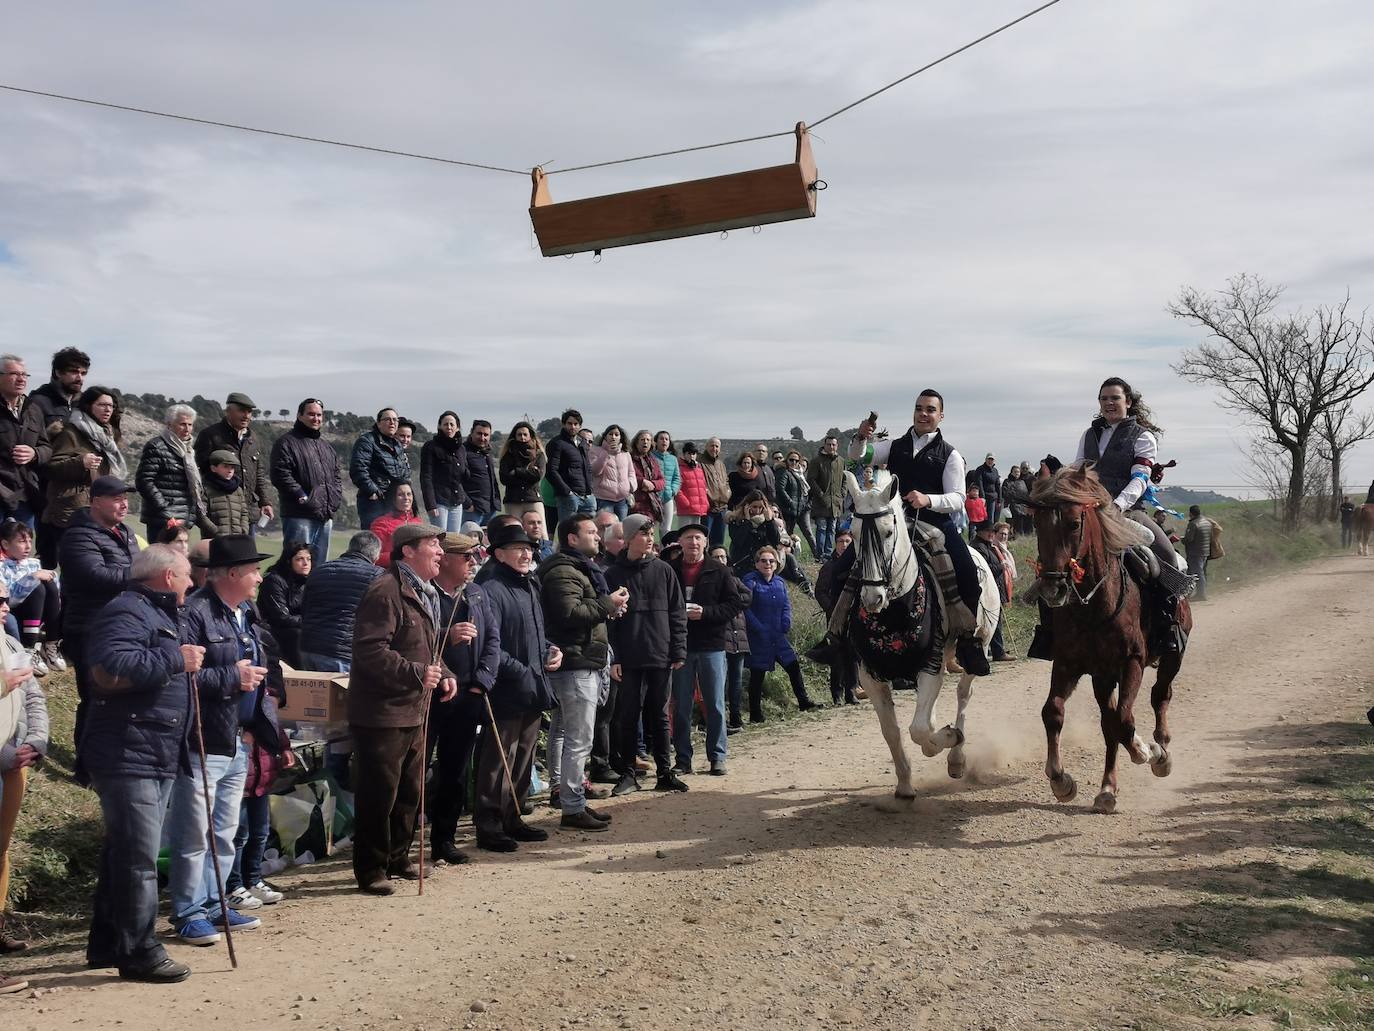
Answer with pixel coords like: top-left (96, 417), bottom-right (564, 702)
top-left (808, 0), bottom-right (1067, 129)
top-left (0, 84), bottom-right (528, 176)
top-left (0, 0), bottom-right (1068, 178)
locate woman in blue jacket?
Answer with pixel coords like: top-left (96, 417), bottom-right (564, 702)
top-left (653, 431), bottom-right (680, 537)
top-left (741, 546), bottom-right (818, 723)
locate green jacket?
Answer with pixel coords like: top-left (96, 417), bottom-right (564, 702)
top-left (203, 474), bottom-right (252, 537)
top-left (539, 551), bottom-right (618, 671)
top-left (807, 450), bottom-right (846, 520)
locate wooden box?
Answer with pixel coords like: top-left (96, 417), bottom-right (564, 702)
top-left (530, 122), bottom-right (818, 257)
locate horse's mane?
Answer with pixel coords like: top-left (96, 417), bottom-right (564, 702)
top-left (1030, 466), bottom-right (1143, 556)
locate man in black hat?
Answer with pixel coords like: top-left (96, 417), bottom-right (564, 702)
top-left (473, 521), bottom-right (560, 852)
top-left (60, 475), bottom-right (140, 746)
top-left (193, 392), bottom-right (274, 531)
top-left (166, 534), bottom-right (275, 947)
top-left (349, 522), bottom-right (457, 894)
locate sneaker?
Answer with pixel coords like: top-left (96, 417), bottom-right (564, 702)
top-left (0, 973), bottom-right (29, 995)
top-left (654, 773), bottom-right (689, 793)
top-left (248, 881), bottom-right (284, 905)
top-left (611, 773), bottom-right (641, 797)
top-left (227, 886), bottom-right (263, 911)
top-left (709, 761), bottom-right (727, 776)
top-left (210, 908), bottom-right (260, 931)
top-left (560, 809), bottom-right (609, 832)
top-left (176, 918), bottom-right (222, 946)
top-left (726, 724), bottom-right (741, 736)
top-left (42, 641), bottom-right (66, 672)
top-left (119, 957), bottom-right (191, 984)
top-left (588, 766), bottom-right (619, 785)
top-left (28, 647), bottom-right (47, 678)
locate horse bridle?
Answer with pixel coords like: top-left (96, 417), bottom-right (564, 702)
top-left (852, 507), bottom-right (916, 590)
top-left (1035, 501), bottom-right (1113, 606)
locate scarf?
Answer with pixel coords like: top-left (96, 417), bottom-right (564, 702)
top-left (293, 419), bottom-right (320, 440)
top-left (397, 561), bottom-right (440, 627)
top-left (161, 428), bottom-right (205, 514)
top-left (206, 469), bottom-right (241, 494)
top-left (566, 549), bottom-right (611, 595)
top-left (69, 409), bottom-right (128, 481)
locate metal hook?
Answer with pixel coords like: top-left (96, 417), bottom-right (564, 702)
top-left (720, 230), bottom-right (729, 240)
top-left (809, 178), bottom-right (828, 192)
top-left (751, 225), bottom-right (762, 235)
top-left (593, 249), bottom-right (602, 264)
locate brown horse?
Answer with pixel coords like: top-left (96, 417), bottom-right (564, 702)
top-left (1357, 504), bottom-right (1374, 556)
top-left (1029, 467), bottom-right (1193, 814)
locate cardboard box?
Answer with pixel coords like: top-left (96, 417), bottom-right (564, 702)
top-left (276, 663), bottom-right (349, 726)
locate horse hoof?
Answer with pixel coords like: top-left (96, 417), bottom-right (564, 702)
top-left (894, 788), bottom-right (917, 801)
top-left (1092, 790), bottom-right (1117, 814)
top-left (1050, 774), bottom-right (1077, 803)
top-left (1151, 753), bottom-right (1173, 778)
top-left (947, 757), bottom-right (966, 780)
top-left (919, 740), bottom-right (941, 758)
top-left (947, 725), bottom-right (966, 748)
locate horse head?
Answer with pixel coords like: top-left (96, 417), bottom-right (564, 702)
top-left (1028, 466), bottom-right (1138, 608)
top-left (844, 468), bottom-right (912, 613)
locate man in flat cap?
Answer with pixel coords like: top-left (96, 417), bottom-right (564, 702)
top-left (194, 392), bottom-right (274, 533)
top-left (349, 522), bottom-right (457, 894)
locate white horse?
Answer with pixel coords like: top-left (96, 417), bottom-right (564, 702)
top-left (844, 470), bottom-right (1002, 798)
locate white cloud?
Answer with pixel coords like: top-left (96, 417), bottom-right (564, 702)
top-left (1, 0), bottom-right (1373, 495)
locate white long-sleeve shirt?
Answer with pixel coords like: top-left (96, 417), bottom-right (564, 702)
top-left (849, 429), bottom-right (967, 516)
top-left (1074, 423), bottom-right (1158, 510)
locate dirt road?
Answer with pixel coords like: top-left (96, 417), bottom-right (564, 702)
top-left (8, 555), bottom-right (1372, 1030)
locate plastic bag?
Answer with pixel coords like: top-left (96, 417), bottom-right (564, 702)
top-left (269, 781), bottom-right (335, 859)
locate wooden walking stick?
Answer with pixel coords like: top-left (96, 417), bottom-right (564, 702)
top-left (417, 586), bottom-right (464, 896)
top-left (189, 673), bottom-right (237, 969)
top-left (482, 693), bottom-right (521, 823)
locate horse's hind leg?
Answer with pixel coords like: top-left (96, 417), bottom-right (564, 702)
top-left (1091, 674), bottom-right (1121, 814)
top-left (1042, 664), bottom-right (1080, 803)
top-left (1149, 653), bottom-right (1181, 778)
top-left (946, 672), bottom-right (974, 779)
top-left (862, 667), bottom-right (915, 800)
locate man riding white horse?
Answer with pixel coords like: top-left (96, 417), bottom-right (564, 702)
top-left (807, 388), bottom-right (991, 677)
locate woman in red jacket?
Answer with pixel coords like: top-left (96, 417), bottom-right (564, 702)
top-left (369, 481), bottom-right (421, 567)
top-left (674, 441), bottom-right (710, 526)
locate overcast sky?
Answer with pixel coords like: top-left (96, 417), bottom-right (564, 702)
top-left (2, 1), bottom-right (1372, 494)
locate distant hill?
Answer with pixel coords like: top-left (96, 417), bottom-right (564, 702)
top-left (1156, 486), bottom-right (1236, 508)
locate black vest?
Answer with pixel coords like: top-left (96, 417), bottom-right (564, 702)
top-left (886, 430), bottom-right (955, 528)
top-left (1082, 417), bottom-right (1144, 503)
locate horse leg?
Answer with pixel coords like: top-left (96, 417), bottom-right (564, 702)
top-left (1042, 664), bottom-right (1080, 803)
top-left (946, 672), bottom-right (974, 779)
top-left (862, 667), bottom-right (915, 800)
top-left (1091, 674), bottom-right (1121, 814)
top-left (1116, 658), bottom-right (1157, 767)
top-left (909, 668), bottom-right (958, 757)
top-left (1149, 652), bottom-right (1181, 778)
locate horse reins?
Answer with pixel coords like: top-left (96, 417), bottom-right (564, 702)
top-left (1037, 502), bottom-right (1117, 610)
top-left (852, 507), bottom-right (916, 593)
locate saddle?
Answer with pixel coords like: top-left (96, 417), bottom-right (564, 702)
top-left (1123, 544), bottom-right (1196, 598)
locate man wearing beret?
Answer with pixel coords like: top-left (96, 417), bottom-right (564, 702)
top-left (349, 522), bottom-right (457, 894)
top-left (193, 392), bottom-right (274, 532)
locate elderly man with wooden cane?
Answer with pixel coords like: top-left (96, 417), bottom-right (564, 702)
top-left (349, 523), bottom-right (457, 896)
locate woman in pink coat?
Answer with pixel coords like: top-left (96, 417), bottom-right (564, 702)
top-left (589, 424), bottom-right (634, 519)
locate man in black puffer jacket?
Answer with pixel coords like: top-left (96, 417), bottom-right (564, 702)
top-left (605, 514), bottom-right (688, 796)
top-left (545, 409), bottom-right (596, 525)
top-left (271, 399), bottom-right (343, 567)
top-left (459, 421), bottom-right (500, 525)
top-left (60, 477), bottom-right (140, 743)
top-left (297, 531), bottom-right (385, 672)
top-left (166, 534), bottom-right (276, 946)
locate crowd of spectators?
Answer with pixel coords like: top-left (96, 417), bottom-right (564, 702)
top-left (0, 351), bottom-right (1229, 994)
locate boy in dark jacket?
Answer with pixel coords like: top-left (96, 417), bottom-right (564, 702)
top-left (605, 514), bottom-right (688, 796)
top-left (540, 513), bottom-right (628, 830)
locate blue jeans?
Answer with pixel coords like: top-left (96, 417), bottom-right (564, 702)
top-left (557, 493), bottom-right (597, 526)
top-left (814, 516), bottom-right (837, 559)
top-left (228, 793), bottom-right (271, 893)
top-left (546, 669), bottom-right (600, 814)
top-left (357, 497), bottom-right (386, 531)
top-left (88, 774), bottom-right (175, 970)
top-left (167, 740), bottom-right (248, 928)
top-left (283, 516), bottom-right (332, 568)
top-left (430, 505), bottom-right (464, 532)
top-left (597, 498), bottom-right (629, 519)
top-left (467, 509), bottom-right (495, 527)
top-left (671, 650), bottom-right (727, 766)
top-left (705, 510), bottom-right (727, 549)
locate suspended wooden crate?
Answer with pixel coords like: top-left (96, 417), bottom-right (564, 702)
top-left (529, 122), bottom-right (819, 257)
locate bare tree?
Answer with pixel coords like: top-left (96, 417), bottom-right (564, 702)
top-left (1313, 401), bottom-right (1374, 520)
top-left (1242, 436), bottom-right (1327, 521)
top-left (1171, 274), bottom-right (1374, 530)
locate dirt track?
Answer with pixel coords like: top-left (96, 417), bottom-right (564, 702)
top-left (8, 555), bottom-right (1372, 1030)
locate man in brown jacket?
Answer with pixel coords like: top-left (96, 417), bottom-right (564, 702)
top-left (700, 437), bottom-right (732, 550)
top-left (348, 522), bottom-right (456, 895)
